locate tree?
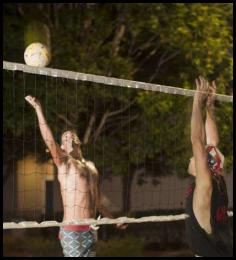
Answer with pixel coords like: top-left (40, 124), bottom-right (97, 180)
top-left (3, 3), bottom-right (233, 215)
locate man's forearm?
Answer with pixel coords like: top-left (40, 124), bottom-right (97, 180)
top-left (191, 100), bottom-right (205, 144)
top-left (205, 107), bottom-right (219, 146)
top-left (35, 107), bottom-right (56, 147)
top-left (98, 204), bottom-right (114, 219)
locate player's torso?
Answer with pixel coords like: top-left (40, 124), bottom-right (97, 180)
top-left (57, 161), bottom-right (92, 220)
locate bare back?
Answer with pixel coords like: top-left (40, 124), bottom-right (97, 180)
top-left (57, 160), bottom-right (92, 221)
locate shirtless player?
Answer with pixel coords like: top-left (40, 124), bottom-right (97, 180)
top-left (25, 95), bottom-right (127, 257)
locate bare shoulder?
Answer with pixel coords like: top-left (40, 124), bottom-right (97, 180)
top-left (85, 160), bottom-right (95, 167)
top-left (84, 160), bottom-right (98, 173)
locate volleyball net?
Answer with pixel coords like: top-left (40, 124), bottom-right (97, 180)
top-left (3, 61), bottom-right (233, 229)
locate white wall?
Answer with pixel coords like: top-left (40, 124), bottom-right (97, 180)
top-left (16, 155), bottom-right (55, 215)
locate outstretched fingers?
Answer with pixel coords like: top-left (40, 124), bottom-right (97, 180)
top-left (210, 81), bottom-right (217, 94)
top-left (25, 95), bottom-right (39, 109)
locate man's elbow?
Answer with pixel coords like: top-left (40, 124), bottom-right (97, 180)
top-left (208, 138), bottom-right (219, 147)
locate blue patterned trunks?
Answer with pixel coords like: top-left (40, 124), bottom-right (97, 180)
top-left (59, 227), bottom-right (96, 257)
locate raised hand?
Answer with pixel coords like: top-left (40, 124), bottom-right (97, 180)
top-left (206, 81), bottom-right (217, 109)
top-left (25, 95), bottom-right (42, 110)
top-left (194, 76), bottom-right (210, 105)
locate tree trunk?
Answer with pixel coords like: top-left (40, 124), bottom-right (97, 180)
top-left (3, 156), bottom-right (18, 219)
top-left (3, 161), bottom-right (12, 185)
top-left (121, 169), bottom-right (135, 215)
top-left (3, 141), bottom-right (15, 185)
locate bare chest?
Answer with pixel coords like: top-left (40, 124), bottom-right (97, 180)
top-left (57, 163), bottom-right (88, 192)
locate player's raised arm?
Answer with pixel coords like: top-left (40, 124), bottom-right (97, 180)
top-left (25, 95), bottom-right (64, 166)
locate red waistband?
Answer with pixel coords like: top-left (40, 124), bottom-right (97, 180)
top-left (62, 225), bottom-right (91, 231)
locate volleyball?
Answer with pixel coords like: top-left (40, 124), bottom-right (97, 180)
top-left (24, 42), bottom-right (51, 67)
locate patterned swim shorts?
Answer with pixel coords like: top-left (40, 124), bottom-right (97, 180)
top-left (59, 227), bottom-right (96, 257)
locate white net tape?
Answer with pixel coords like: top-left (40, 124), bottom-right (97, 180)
top-left (3, 61), bottom-right (233, 102)
top-left (3, 211), bottom-right (233, 229)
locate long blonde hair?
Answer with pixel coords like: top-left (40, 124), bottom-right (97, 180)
top-left (62, 130), bottom-right (100, 217)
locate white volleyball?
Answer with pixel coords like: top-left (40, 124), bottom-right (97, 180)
top-left (24, 42), bottom-right (51, 67)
